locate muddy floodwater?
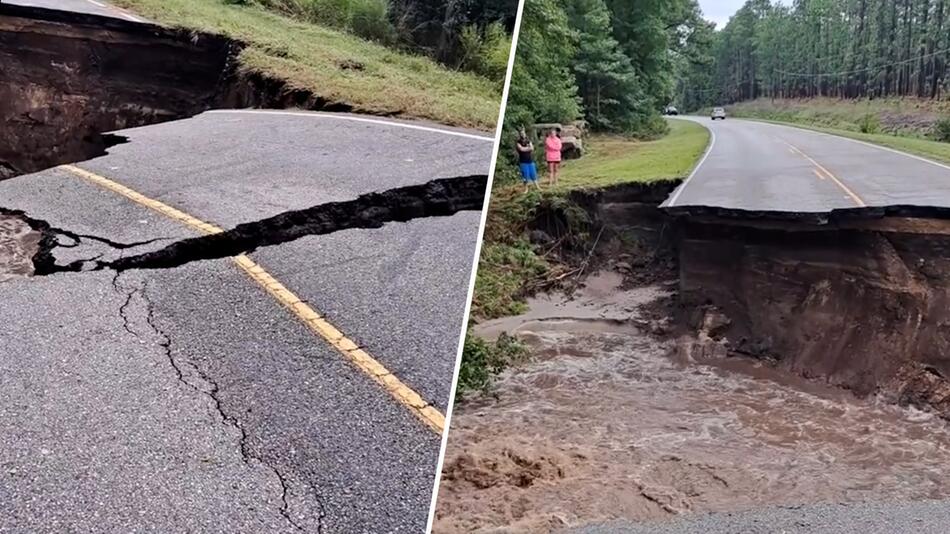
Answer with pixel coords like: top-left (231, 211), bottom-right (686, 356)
top-left (0, 214), bottom-right (40, 282)
top-left (434, 272), bottom-right (950, 532)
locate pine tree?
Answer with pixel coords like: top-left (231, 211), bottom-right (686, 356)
top-left (563, 0), bottom-right (646, 131)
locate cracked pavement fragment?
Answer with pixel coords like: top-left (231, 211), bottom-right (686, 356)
top-left (0, 270), bottom-right (302, 533)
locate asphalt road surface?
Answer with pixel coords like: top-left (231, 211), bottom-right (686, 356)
top-left (5, 0), bottom-right (146, 21)
top-left (664, 116), bottom-right (950, 211)
top-left (572, 500), bottom-right (950, 533)
top-left (0, 110), bottom-right (493, 533)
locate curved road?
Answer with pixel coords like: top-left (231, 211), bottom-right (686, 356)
top-left (664, 116), bottom-right (950, 211)
top-left (0, 108), bottom-right (492, 533)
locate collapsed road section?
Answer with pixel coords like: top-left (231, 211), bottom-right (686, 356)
top-left (0, 3), bottom-right (235, 178)
top-left (0, 3), bottom-right (363, 180)
top-left (529, 183), bottom-right (950, 420)
top-left (672, 206), bottom-right (950, 419)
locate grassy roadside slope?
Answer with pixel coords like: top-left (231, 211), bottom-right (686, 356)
top-left (724, 97), bottom-right (950, 137)
top-left (112, 0), bottom-right (501, 129)
top-left (459, 119), bottom-right (710, 395)
top-left (719, 98), bottom-right (950, 165)
top-left (745, 120), bottom-right (950, 166)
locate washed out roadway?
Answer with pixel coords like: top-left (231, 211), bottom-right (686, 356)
top-left (664, 116), bottom-right (950, 211)
top-left (0, 110), bottom-right (493, 532)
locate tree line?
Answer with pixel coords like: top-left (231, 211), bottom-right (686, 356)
top-left (504, 0), bottom-right (708, 144)
top-left (678, 0), bottom-right (950, 110)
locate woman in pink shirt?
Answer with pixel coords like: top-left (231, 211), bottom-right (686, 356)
top-left (544, 128), bottom-right (563, 185)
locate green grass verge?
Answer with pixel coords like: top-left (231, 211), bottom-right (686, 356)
top-left (112, 0), bottom-right (501, 129)
top-left (745, 119), bottom-right (950, 166)
top-left (555, 119), bottom-right (710, 190)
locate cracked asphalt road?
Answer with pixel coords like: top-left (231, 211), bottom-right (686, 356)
top-left (0, 110), bottom-right (494, 532)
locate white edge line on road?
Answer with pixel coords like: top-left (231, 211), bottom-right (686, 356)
top-left (423, 0), bottom-right (527, 528)
top-left (752, 119), bottom-right (950, 172)
top-left (205, 109), bottom-right (495, 143)
top-left (665, 121), bottom-right (717, 207)
top-left (83, 0), bottom-right (146, 22)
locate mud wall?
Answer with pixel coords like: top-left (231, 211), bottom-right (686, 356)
top-left (677, 216), bottom-right (950, 416)
top-left (0, 4), bottom-right (236, 178)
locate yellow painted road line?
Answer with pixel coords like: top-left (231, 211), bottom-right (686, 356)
top-left (782, 141), bottom-right (867, 207)
top-left (812, 169), bottom-right (826, 181)
top-left (59, 164), bottom-right (445, 433)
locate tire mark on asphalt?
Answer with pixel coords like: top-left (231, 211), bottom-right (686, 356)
top-left (60, 164), bottom-right (447, 434)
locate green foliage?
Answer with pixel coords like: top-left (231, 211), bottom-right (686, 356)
top-left (858, 113), bottom-right (881, 134)
top-left (252, 0), bottom-right (396, 43)
top-left (473, 240), bottom-right (548, 319)
top-left (456, 333), bottom-right (529, 397)
top-left (459, 22), bottom-right (512, 84)
top-left (564, 0), bottom-right (647, 132)
top-left (119, 0), bottom-right (501, 128)
top-left (505, 0), bottom-right (581, 130)
top-left (935, 118), bottom-right (950, 143)
top-left (223, 0), bottom-right (515, 74)
top-left (681, 0), bottom-right (950, 107)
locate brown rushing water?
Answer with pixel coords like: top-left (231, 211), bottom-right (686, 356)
top-left (0, 214), bottom-right (40, 282)
top-left (434, 273), bottom-right (950, 533)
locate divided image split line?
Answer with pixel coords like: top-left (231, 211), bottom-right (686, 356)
top-left (60, 164), bottom-right (445, 434)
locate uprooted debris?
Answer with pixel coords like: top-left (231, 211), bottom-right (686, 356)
top-left (1, 174), bottom-right (486, 278)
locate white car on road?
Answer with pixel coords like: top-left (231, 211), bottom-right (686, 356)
top-left (711, 107), bottom-right (726, 120)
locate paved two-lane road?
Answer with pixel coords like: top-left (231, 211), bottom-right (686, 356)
top-left (0, 109), bottom-right (492, 532)
top-left (664, 116), bottom-right (950, 211)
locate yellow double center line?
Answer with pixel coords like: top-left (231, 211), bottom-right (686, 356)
top-left (783, 141), bottom-right (866, 207)
top-left (60, 164), bottom-right (445, 434)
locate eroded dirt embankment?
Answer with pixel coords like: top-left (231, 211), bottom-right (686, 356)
top-left (0, 4), bottom-right (237, 178)
top-left (676, 212), bottom-right (950, 418)
top-left (0, 4), bottom-right (366, 180)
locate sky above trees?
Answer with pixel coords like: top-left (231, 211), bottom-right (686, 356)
top-left (700, 0), bottom-right (789, 28)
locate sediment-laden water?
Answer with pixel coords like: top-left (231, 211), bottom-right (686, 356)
top-left (434, 273), bottom-right (950, 533)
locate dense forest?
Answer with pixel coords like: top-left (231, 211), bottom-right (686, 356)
top-left (678, 0), bottom-right (950, 110)
top-left (503, 0), bottom-right (709, 146)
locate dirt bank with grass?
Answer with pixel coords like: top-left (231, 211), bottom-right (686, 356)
top-left (110, 0), bottom-right (502, 129)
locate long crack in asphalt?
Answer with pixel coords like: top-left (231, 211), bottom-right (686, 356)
top-left (109, 272), bottom-right (317, 531)
top-left (5, 174), bottom-right (487, 276)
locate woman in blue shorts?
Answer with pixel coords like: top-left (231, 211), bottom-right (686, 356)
top-left (516, 131), bottom-right (539, 192)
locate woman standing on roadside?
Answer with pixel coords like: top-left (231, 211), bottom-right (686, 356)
top-left (516, 130), bottom-right (539, 192)
top-left (545, 128), bottom-right (562, 186)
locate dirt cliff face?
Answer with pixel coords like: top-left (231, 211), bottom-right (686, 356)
top-left (677, 216), bottom-right (950, 415)
top-left (0, 4), bottom-right (236, 178)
